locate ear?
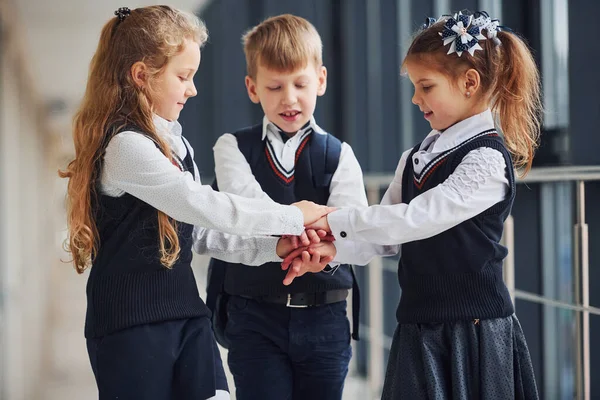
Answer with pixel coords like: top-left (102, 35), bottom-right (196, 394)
top-left (463, 68), bottom-right (481, 97)
top-left (317, 65), bottom-right (327, 96)
top-left (131, 62), bottom-right (149, 88)
top-left (245, 76), bottom-right (260, 104)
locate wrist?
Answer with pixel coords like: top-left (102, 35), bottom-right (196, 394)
top-left (276, 237), bottom-right (291, 259)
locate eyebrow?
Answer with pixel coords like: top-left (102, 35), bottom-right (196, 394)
top-left (415, 78), bottom-right (433, 84)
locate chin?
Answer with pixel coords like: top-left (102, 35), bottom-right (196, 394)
top-left (430, 122), bottom-right (448, 131)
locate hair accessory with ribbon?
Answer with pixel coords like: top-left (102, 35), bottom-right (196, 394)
top-left (439, 12), bottom-right (487, 57)
top-left (470, 11), bottom-right (502, 46)
top-left (422, 17), bottom-right (438, 30)
top-left (114, 7), bottom-right (131, 23)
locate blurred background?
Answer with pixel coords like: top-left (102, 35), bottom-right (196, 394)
top-left (1, 0), bottom-right (599, 399)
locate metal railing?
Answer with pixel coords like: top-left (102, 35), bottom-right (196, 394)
top-left (359, 165), bottom-right (600, 400)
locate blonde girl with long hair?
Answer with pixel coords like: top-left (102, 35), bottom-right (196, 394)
top-left (60, 6), bottom-right (330, 400)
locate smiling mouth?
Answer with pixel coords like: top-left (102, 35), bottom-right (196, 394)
top-left (280, 111), bottom-right (300, 117)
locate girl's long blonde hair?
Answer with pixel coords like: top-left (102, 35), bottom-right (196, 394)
top-left (59, 6), bottom-right (208, 273)
top-left (403, 15), bottom-right (543, 174)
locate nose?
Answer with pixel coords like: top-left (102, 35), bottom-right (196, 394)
top-left (281, 86), bottom-right (297, 106)
top-left (411, 91), bottom-right (420, 106)
top-left (186, 81), bottom-right (197, 98)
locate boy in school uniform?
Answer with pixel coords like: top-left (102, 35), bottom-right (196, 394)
top-left (207, 14), bottom-right (367, 400)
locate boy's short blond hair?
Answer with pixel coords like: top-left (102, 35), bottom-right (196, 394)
top-left (242, 14), bottom-right (323, 79)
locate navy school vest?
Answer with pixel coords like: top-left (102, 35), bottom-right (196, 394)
top-left (397, 129), bottom-right (515, 324)
top-left (206, 123), bottom-right (360, 341)
top-left (86, 125), bottom-right (209, 338)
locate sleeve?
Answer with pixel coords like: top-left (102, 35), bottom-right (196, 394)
top-left (327, 143), bottom-right (369, 208)
top-left (192, 226), bottom-right (282, 265)
top-left (213, 133), bottom-right (274, 202)
top-left (101, 131), bottom-right (304, 237)
top-left (330, 147), bottom-right (508, 264)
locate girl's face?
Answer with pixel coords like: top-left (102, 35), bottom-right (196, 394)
top-left (405, 60), bottom-right (477, 131)
top-left (152, 38), bottom-right (200, 121)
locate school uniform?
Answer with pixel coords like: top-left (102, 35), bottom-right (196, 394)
top-left (328, 110), bottom-right (539, 399)
top-left (88, 115), bottom-right (306, 400)
top-left (210, 116), bottom-right (367, 400)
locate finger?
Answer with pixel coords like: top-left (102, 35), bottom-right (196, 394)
top-left (281, 247), bottom-right (306, 270)
top-left (299, 231), bottom-right (310, 247)
top-left (290, 235), bottom-right (298, 249)
top-left (302, 250), bottom-right (311, 264)
top-left (311, 251), bottom-right (320, 265)
top-left (307, 246), bottom-right (323, 254)
top-left (291, 257), bottom-right (304, 276)
top-left (283, 267), bottom-right (299, 286)
top-left (316, 229), bottom-right (327, 238)
top-left (320, 234), bottom-right (335, 242)
top-left (306, 229), bottom-right (320, 244)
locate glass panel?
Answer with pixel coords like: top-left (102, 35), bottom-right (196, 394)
top-left (541, 182), bottom-right (576, 399)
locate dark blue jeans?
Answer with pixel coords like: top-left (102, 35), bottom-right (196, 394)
top-left (87, 316), bottom-right (228, 400)
top-left (225, 295), bottom-right (352, 400)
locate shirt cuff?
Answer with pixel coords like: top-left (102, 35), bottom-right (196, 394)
top-left (327, 208), bottom-right (354, 241)
top-left (257, 236), bottom-right (285, 264)
top-left (279, 205), bottom-right (304, 235)
top-left (331, 238), bottom-right (361, 265)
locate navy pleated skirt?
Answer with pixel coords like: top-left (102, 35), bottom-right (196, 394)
top-left (381, 314), bottom-right (538, 400)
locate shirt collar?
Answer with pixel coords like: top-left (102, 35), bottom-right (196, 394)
top-left (261, 115), bottom-right (326, 141)
top-left (426, 109), bottom-right (495, 153)
top-left (152, 114), bottom-right (182, 138)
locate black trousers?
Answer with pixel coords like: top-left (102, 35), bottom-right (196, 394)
top-left (225, 296), bottom-right (352, 400)
top-left (87, 316), bottom-right (228, 400)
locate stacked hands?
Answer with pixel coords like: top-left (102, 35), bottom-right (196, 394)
top-left (278, 201), bottom-right (337, 286)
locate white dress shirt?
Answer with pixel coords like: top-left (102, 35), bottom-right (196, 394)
top-left (213, 115), bottom-right (369, 208)
top-left (98, 115), bottom-right (305, 266)
top-left (213, 115), bottom-right (369, 268)
top-left (329, 109), bottom-right (510, 265)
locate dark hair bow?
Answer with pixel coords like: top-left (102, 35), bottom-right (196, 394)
top-left (439, 12), bottom-right (487, 56)
top-left (114, 7), bottom-right (131, 23)
top-left (422, 17), bottom-right (437, 29)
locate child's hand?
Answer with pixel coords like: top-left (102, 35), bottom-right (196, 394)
top-left (292, 200), bottom-right (336, 226)
top-left (285, 229), bottom-right (332, 248)
top-left (276, 236), bottom-right (297, 259)
top-left (281, 242), bottom-right (336, 286)
top-left (277, 229), bottom-right (329, 258)
top-left (305, 215), bottom-right (331, 233)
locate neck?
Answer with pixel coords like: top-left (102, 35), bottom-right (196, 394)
top-left (463, 102), bottom-right (489, 120)
top-left (271, 119), bottom-right (311, 138)
top-left (440, 104), bottom-right (490, 133)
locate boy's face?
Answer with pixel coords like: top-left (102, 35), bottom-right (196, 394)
top-left (245, 61), bottom-right (327, 135)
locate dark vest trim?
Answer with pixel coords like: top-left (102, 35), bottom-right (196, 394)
top-left (264, 129), bottom-right (312, 184)
top-left (414, 129), bottom-right (498, 188)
